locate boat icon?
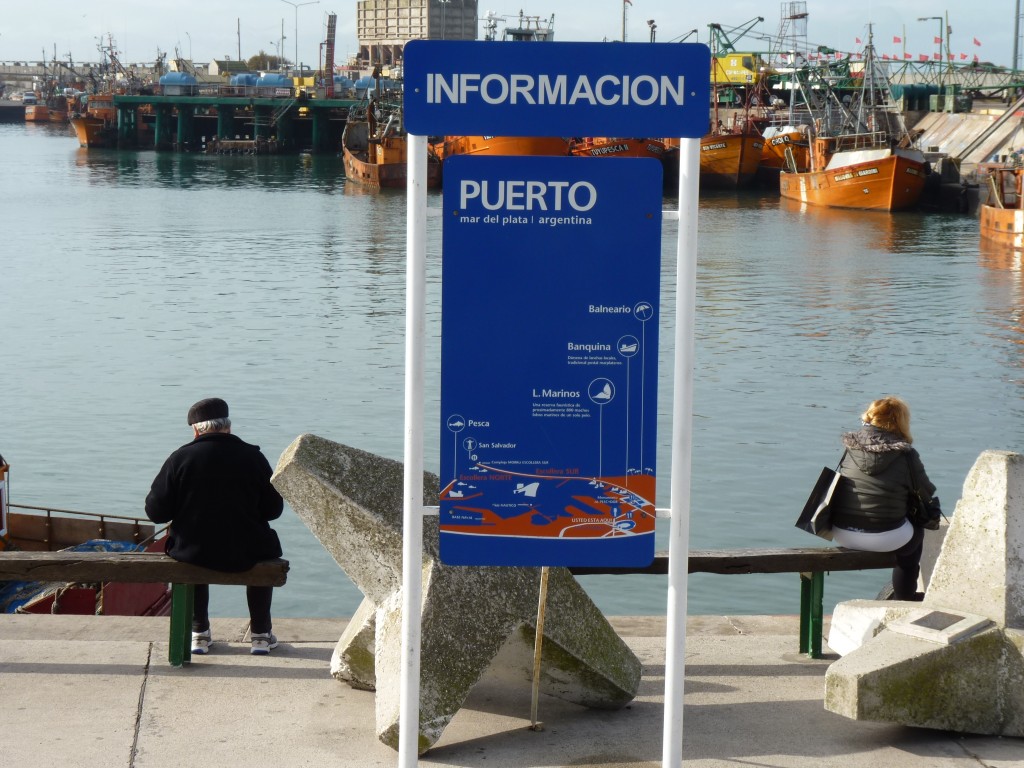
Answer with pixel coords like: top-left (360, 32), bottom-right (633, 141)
top-left (619, 342), bottom-right (638, 354)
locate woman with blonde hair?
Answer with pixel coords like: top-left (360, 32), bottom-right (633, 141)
top-left (829, 396), bottom-right (938, 601)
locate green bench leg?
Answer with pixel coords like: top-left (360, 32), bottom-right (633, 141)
top-left (799, 571), bottom-right (825, 659)
top-left (168, 583), bottom-right (195, 667)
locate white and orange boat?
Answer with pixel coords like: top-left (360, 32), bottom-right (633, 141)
top-left (980, 164), bottom-right (1024, 249)
top-left (778, 28), bottom-right (928, 211)
top-left (759, 124), bottom-right (811, 180)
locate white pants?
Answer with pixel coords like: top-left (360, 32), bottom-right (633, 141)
top-left (832, 519), bottom-right (913, 552)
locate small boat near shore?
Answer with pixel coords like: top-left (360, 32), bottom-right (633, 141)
top-left (980, 163), bottom-right (1024, 249)
top-left (0, 457), bottom-right (170, 616)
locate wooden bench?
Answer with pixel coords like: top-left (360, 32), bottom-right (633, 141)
top-left (0, 551), bottom-right (289, 666)
top-left (569, 547), bottom-right (897, 659)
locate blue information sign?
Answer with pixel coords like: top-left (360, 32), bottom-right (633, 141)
top-left (440, 155), bottom-right (661, 567)
top-left (404, 40), bottom-right (710, 137)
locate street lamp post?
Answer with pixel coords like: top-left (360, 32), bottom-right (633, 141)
top-left (281, 0), bottom-right (319, 76)
top-left (917, 16), bottom-right (943, 65)
top-left (647, 19), bottom-right (657, 43)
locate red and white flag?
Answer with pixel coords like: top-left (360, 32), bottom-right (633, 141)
top-left (919, 54), bottom-right (929, 62)
top-left (904, 52), bottom-right (912, 59)
top-left (973, 37), bottom-right (982, 46)
top-left (934, 36), bottom-right (942, 44)
top-left (893, 35), bottom-right (902, 43)
top-left (855, 37), bottom-right (862, 44)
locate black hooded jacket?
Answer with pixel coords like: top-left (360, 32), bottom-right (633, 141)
top-left (145, 432), bottom-right (284, 572)
top-left (829, 424), bottom-right (936, 532)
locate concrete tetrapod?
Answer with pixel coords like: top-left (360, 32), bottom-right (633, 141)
top-left (825, 450), bottom-right (1024, 736)
top-left (271, 434), bottom-right (642, 753)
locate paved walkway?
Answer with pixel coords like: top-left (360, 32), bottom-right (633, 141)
top-left (0, 614), bottom-right (1018, 767)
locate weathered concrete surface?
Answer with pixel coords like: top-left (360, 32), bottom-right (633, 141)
top-left (3, 614), bottom-right (1022, 768)
top-left (271, 434), bottom-right (642, 754)
top-left (825, 450), bottom-right (1024, 736)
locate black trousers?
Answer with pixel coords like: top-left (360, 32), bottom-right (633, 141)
top-left (891, 525), bottom-right (925, 600)
top-left (192, 584), bottom-right (274, 635)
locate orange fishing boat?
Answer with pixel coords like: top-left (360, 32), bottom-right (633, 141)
top-left (23, 99), bottom-right (49, 122)
top-left (569, 137), bottom-right (666, 160)
top-left (980, 164), bottom-right (1024, 249)
top-left (697, 129), bottom-right (764, 188)
top-left (442, 135), bottom-right (572, 158)
top-left (759, 124), bottom-right (811, 180)
top-left (342, 97), bottom-right (442, 189)
top-left (778, 28), bottom-right (928, 211)
top-left (69, 92), bottom-right (117, 149)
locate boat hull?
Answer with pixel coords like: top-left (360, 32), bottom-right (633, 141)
top-left (698, 132), bottom-right (763, 188)
top-left (779, 153), bottom-right (927, 211)
top-left (342, 145), bottom-right (442, 189)
top-left (980, 204), bottom-right (1024, 249)
top-left (443, 135), bottom-right (571, 158)
top-left (24, 104), bottom-right (49, 122)
top-left (570, 137), bottom-right (666, 160)
top-left (759, 129), bottom-right (810, 181)
top-left (70, 116), bottom-right (116, 148)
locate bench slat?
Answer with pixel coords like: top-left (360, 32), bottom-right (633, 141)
top-left (0, 552), bottom-right (289, 587)
top-left (569, 547), bottom-right (897, 576)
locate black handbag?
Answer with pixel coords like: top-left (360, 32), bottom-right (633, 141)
top-left (908, 463), bottom-right (942, 530)
top-left (795, 451), bottom-right (848, 541)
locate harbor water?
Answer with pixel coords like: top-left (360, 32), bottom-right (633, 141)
top-left (3, 122), bottom-right (1022, 620)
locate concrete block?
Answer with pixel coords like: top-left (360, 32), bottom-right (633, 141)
top-left (272, 434), bottom-right (642, 754)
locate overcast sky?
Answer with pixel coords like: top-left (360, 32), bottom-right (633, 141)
top-left (0, 1), bottom-right (1015, 69)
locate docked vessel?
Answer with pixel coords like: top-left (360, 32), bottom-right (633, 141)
top-left (569, 137), bottom-right (666, 160)
top-left (442, 135), bottom-right (572, 158)
top-left (69, 92), bottom-right (117, 149)
top-left (0, 457), bottom-right (170, 616)
top-left (778, 29), bottom-right (928, 212)
top-left (759, 124), bottom-right (811, 180)
top-left (696, 129), bottom-right (764, 188)
top-left (342, 93), bottom-right (442, 189)
top-left (980, 164), bottom-right (1024, 249)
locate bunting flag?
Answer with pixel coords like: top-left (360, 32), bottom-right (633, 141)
top-left (974, 54), bottom-right (980, 62)
top-left (919, 54), bottom-right (929, 61)
top-left (934, 36), bottom-right (942, 44)
top-left (893, 35), bottom-right (902, 43)
top-left (882, 53), bottom-right (890, 60)
top-left (960, 52), bottom-right (968, 60)
top-left (947, 53), bottom-right (954, 60)
top-left (974, 37), bottom-right (982, 46)
top-left (904, 52), bottom-right (912, 59)
top-left (856, 37), bottom-right (862, 44)
top-left (933, 52), bottom-right (940, 60)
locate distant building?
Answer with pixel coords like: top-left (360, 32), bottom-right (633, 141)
top-left (356, 0), bottom-right (478, 68)
top-left (208, 59), bottom-right (249, 78)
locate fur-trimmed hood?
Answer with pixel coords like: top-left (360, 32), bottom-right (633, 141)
top-left (840, 424), bottom-right (911, 475)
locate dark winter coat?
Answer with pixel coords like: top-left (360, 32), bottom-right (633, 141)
top-left (829, 424), bottom-right (936, 533)
top-left (145, 432), bottom-right (283, 572)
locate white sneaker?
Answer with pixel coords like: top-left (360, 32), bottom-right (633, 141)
top-left (250, 632), bottom-right (278, 655)
top-left (191, 629), bottom-right (212, 655)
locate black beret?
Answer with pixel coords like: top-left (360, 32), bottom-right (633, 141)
top-left (187, 397), bottom-right (229, 425)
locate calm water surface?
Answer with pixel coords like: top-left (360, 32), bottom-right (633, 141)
top-left (3, 122), bottom-right (1022, 619)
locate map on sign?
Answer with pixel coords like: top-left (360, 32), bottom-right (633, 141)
top-left (439, 155), bottom-right (662, 567)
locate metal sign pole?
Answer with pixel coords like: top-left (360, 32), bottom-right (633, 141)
top-left (662, 137), bottom-right (699, 767)
top-left (399, 133), bottom-right (428, 768)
